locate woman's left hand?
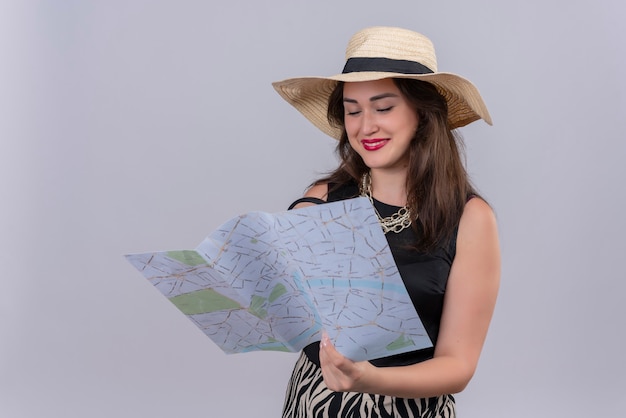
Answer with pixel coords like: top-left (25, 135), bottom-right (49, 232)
top-left (318, 333), bottom-right (374, 393)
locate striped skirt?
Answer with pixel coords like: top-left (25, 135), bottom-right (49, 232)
top-left (282, 352), bottom-right (456, 418)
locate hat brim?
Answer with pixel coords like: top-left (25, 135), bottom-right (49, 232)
top-left (272, 72), bottom-right (492, 140)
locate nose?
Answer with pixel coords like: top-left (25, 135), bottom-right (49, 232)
top-left (361, 110), bottom-right (379, 135)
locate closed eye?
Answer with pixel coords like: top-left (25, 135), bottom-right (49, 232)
top-left (377, 106), bottom-right (393, 113)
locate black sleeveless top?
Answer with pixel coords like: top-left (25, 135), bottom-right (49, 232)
top-left (290, 182), bottom-right (458, 368)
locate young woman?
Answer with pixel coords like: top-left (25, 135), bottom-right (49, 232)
top-left (273, 26), bottom-right (500, 418)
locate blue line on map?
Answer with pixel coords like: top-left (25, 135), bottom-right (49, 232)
top-left (305, 278), bottom-right (407, 294)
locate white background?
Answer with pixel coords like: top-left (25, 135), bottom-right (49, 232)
top-left (1, 1), bottom-right (625, 417)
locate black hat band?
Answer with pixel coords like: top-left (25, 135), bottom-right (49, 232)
top-left (342, 57), bottom-right (434, 75)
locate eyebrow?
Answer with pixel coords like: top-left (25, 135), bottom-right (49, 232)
top-left (343, 92), bottom-right (400, 103)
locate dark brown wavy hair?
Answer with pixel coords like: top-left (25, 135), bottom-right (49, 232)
top-left (316, 78), bottom-right (479, 251)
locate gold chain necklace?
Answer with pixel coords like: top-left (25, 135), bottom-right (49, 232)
top-left (359, 173), bottom-right (413, 234)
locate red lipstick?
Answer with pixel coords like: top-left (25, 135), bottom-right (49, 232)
top-left (361, 138), bottom-right (389, 151)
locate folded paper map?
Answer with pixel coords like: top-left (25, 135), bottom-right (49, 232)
top-left (125, 197), bottom-right (432, 361)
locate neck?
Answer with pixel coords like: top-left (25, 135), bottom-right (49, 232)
top-left (368, 168), bottom-right (408, 207)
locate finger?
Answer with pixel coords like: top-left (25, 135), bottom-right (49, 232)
top-left (319, 336), bottom-right (344, 379)
top-left (319, 333), bottom-right (333, 365)
top-left (320, 333), bottom-right (343, 363)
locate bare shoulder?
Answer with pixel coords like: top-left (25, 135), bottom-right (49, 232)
top-left (455, 197), bottom-right (500, 273)
top-left (458, 197), bottom-right (498, 238)
top-left (305, 182), bottom-right (329, 200)
top-left (290, 182), bottom-right (329, 209)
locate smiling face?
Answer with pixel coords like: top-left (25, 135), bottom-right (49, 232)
top-left (342, 79), bottom-right (419, 174)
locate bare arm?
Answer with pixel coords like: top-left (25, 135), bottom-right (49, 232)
top-left (319, 197), bottom-right (501, 398)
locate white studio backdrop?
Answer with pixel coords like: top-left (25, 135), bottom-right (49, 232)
top-left (1, 1), bottom-right (625, 417)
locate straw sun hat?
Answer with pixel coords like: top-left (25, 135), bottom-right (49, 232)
top-left (272, 26), bottom-right (492, 140)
